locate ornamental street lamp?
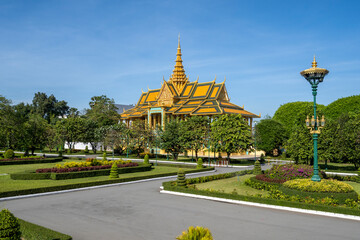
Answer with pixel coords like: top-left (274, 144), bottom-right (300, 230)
top-left (300, 56), bottom-right (329, 182)
top-left (253, 121), bottom-right (258, 162)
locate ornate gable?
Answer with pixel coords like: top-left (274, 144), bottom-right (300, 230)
top-left (157, 81), bottom-right (175, 107)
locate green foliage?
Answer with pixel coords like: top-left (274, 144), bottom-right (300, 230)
top-left (255, 119), bottom-right (286, 156)
top-left (56, 116), bottom-right (86, 152)
top-left (253, 160), bottom-right (262, 175)
top-left (103, 152), bottom-right (107, 160)
top-left (2, 167), bottom-right (213, 198)
top-left (324, 95), bottom-right (360, 120)
top-left (18, 219), bottom-right (72, 240)
top-left (285, 124), bottom-right (313, 164)
top-left (109, 162), bottom-right (119, 179)
top-left (181, 116), bottom-right (209, 160)
top-left (129, 120), bottom-right (153, 157)
top-left (211, 114), bottom-right (252, 160)
top-left (4, 149), bottom-right (15, 159)
top-left (0, 209), bottom-right (21, 240)
top-left (283, 179), bottom-right (354, 193)
top-left (160, 120), bottom-right (185, 161)
top-left (176, 226), bottom-right (213, 240)
top-left (144, 154), bottom-right (149, 164)
top-left (0, 157), bottom-right (62, 166)
top-left (86, 95), bottom-right (119, 127)
top-left (32, 92), bottom-right (69, 123)
top-left (273, 101), bottom-right (325, 138)
top-left (319, 112), bottom-right (360, 168)
top-left (197, 158), bottom-right (203, 169)
top-left (84, 146), bottom-right (89, 153)
top-left (260, 153), bottom-right (265, 163)
top-left (177, 168), bottom-right (186, 187)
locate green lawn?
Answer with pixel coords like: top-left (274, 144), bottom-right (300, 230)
top-left (0, 166), bottom-right (184, 193)
top-left (195, 175), bottom-right (269, 197)
top-left (0, 159), bottom-right (84, 174)
top-left (347, 181), bottom-right (360, 195)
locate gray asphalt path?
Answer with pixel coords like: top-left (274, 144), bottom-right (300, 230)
top-left (1, 167), bottom-right (359, 240)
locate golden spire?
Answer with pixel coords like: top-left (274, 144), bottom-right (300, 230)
top-left (169, 35), bottom-right (189, 93)
top-left (312, 55), bottom-right (317, 68)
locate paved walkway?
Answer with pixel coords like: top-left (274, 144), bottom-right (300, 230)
top-left (2, 167), bottom-right (360, 240)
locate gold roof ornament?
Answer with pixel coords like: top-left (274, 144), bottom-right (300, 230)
top-left (300, 55), bottom-right (329, 81)
top-left (168, 35), bottom-right (189, 93)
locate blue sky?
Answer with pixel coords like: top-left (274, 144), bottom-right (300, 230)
top-left (1, 0), bottom-right (359, 117)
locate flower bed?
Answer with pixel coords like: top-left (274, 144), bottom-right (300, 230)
top-left (283, 179), bottom-right (354, 193)
top-left (36, 162), bottom-right (138, 173)
top-left (264, 164), bottom-right (315, 181)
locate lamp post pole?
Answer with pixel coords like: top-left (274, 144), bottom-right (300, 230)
top-left (254, 121), bottom-right (258, 162)
top-left (301, 56), bottom-right (329, 182)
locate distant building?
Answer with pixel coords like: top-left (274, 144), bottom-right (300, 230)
top-left (114, 104), bottom-right (135, 114)
top-left (121, 37), bottom-right (260, 127)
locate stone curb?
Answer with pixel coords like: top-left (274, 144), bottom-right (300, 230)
top-left (0, 170), bottom-right (216, 202)
top-left (160, 190), bottom-right (360, 222)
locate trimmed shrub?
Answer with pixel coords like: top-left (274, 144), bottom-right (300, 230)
top-left (109, 162), bottom-right (119, 179)
top-left (4, 149), bottom-right (15, 159)
top-left (139, 152), bottom-right (155, 158)
top-left (260, 153), bottom-right (265, 163)
top-left (283, 179), bottom-right (354, 193)
top-left (279, 185), bottom-right (358, 204)
top-left (84, 146), bottom-right (89, 154)
top-left (144, 154), bottom-right (149, 164)
top-left (0, 157), bottom-right (62, 166)
top-left (176, 226), bottom-right (213, 240)
top-left (253, 160), bottom-right (262, 175)
top-left (103, 152), bottom-right (107, 160)
top-left (197, 158), bottom-right (203, 169)
top-left (177, 169), bottom-right (186, 187)
top-left (0, 209), bottom-right (21, 240)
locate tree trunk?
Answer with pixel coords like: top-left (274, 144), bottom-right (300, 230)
top-left (195, 150), bottom-right (198, 161)
top-left (227, 152), bottom-right (231, 161)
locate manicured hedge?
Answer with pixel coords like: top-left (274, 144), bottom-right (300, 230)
top-left (19, 219), bottom-right (72, 240)
top-left (0, 157), bottom-right (63, 166)
top-left (279, 185), bottom-right (358, 204)
top-left (1, 167), bottom-right (214, 198)
top-left (163, 178), bottom-right (360, 217)
top-left (10, 164), bottom-right (153, 180)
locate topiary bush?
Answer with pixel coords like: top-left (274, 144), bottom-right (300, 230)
top-left (144, 154), bottom-right (149, 164)
top-left (103, 152), bottom-right (107, 161)
top-left (176, 226), bottom-right (213, 240)
top-left (253, 160), bottom-right (262, 175)
top-left (260, 153), bottom-right (265, 164)
top-left (84, 146), bottom-right (89, 154)
top-left (177, 168), bottom-right (186, 187)
top-left (197, 158), bottom-right (203, 169)
top-left (283, 179), bottom-right (354, 193)
top-left (109, 162), bottom-right (119, 179)
top-left (0, 209), bottom-right (21, 240)
top-left (4, 149), bottom-right (15, 159)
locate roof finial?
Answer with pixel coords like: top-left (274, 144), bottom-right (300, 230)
top-left (312, 55), bottom-right (317, 68)
top-left (178, 33), bottom-right (180, 49)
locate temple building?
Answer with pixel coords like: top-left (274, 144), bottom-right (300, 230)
top-left (121, 38), bottom-right (260, 127)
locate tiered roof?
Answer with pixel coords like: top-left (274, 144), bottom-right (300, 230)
top-left (121, 38), bottom-right (260, 120)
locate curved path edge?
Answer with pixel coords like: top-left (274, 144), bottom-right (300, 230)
top-left (160, 189), bottom-right (360, 222)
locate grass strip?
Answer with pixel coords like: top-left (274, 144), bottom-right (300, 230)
top-left (19, 219), bottom-right (72, 240)
top-left (163, 176), bottom-right (360, 217)
top-left (0, 157), bottom-right (63, 166)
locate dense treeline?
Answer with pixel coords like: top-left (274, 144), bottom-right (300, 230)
top-left (255, 95), bottom-right (360, 167)
top-left (0, 93), bottom-right (253, 160)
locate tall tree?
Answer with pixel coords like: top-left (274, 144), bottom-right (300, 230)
top-left (181, 116), bottom-right (208, 160)
top-left (210, 114), bottom-right (252, 161)
top-left (32, 92), bottom-right (69, 122)
top-left (23, 114), bottom-right (49, 154)
top-left (104, 123), bottom-right (129, 155)
top-left (56, 116), bottom-right (85, 151)
top-left (159, 120), bottom-right (185, 161)
top-left (129, 120), bottom-right (153, 156)
top-left (86, 95), bottom-right (119, 127)
top-left (285, 124), bottom-right (313, 164)
top-left (255, 118), bottom-right (287, 156)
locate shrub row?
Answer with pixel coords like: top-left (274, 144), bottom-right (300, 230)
top-left (185, 170), bottom-right (252, 185)
top-left (279, 185), bottom-right (358, 204)
top-left (2, 167), bottom-right (214, 198)
top-left (11, 164), bottom-right (152, 180)
top-left (255, 174), bottom-right (286, 184)
top-left (283, 179), bottom-right (354, 193)
top-left (19, 219), bottom-right (72, 240)
top-left (244, 177), bottom-right (282, 191)
top-left (0, 157), bottom-right (63, 166)
top-left (162, 177), bottom-right (360, 216)
top-left (37, 162), bottom-right (138, 173)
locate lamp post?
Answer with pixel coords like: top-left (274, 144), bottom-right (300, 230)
top-left (300, 56), bottom-right (329, 182)
top-left (253, 121), bottom-right (258, 162)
